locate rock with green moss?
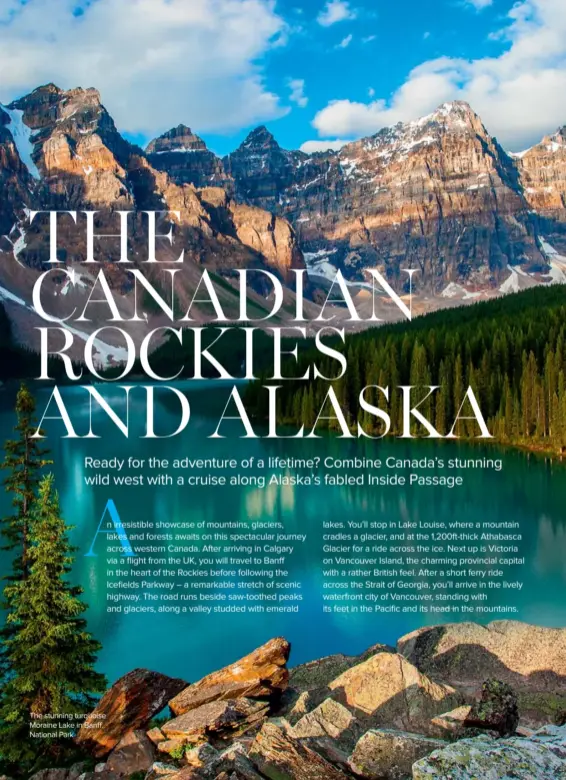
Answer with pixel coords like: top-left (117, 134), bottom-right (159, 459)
top-left (412, 724), bottom-right (566, 779)
top-left (464, 679), bottom-right (519, 736)
top-left (156, 739), bottom-right (187, 759)
top-left (397, 621), bottom-right (566, 728)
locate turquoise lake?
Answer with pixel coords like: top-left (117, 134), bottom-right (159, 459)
top-left (0, 381), bottom-right (565, 686)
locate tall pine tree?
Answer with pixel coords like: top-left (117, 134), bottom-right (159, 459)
top-left (1, 384), bottom-right (51, 579)
top-left (0, 474), bottom-right (106, 770)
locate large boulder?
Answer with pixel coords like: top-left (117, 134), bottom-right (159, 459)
top-left (398, 621), bottom-right (566, 726)
top-left (292, 698), bottom-right (358, 751)
top-left (289, 644), bottom-right (394, 693)
top-left (327, 652), bottom-right (463, 737)
top-left (288, 654), bottom-right (359, 694)
top-left (280, 644), bottom-right (396, 726)
top-left (105, 730), bottom-right (156, 775)
top-left (248, 720), bottom-right (351, 780)
top-left (412, 724), bottom-right (566, 779)
top-left (169, 638), bottom-right (290, 716)
top-left (76, 668), bottom-right (187, 757)
top-left (348, 729), bottom-right (446, 780)
top-left (161, 698), bottom-right (268, 743)
top-left (464, 679), bottom-right (519, 736)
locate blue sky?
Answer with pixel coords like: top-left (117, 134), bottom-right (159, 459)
top-left (1, 0), bottom-right (566, 155)
top-left (204, 0), bottom-right (516, 154)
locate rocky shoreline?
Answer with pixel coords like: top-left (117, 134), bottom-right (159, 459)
top-left (24, 621), bottom-right (566, 780)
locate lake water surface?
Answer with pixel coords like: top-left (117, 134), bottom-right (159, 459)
top-left (0, 381), bottom-right (565, 685)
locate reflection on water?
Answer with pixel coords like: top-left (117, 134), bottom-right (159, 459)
top-left (0, 381), bottom-right (565, 683)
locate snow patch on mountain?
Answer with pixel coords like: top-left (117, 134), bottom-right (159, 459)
top-left (509, 148), bottom-right (532, 159)
top-left (1, 106), bottom-right (40, 180)
top-left (441, 282), bottom-right (481, 300)
top-left (12, 229), bottom-right (28, 263)
top-left (153, 147), bottom-right (201, 155)
top-left (499, 269), bottom-right (521, 294)
top-left (498, 265), bottom-right (532, 294)
top-left (304, 249), bottom-right (339, 282)
top-left (61, 268), bottom-right (91, 296)
top-left (539, 238), bottom-right (566, 284)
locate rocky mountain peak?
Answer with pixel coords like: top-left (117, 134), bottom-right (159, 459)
top-left (429, 100), bottom-right (489, 136)
top-left (222, 125), bottom-right (299, 208)
top-left (61, 86), bottom-right (103, 109)
top-left (344, 102), bottom-right (472, 163)
top-left (7, 84), bottom-right (63, 130)
top-left (146, 124), bottom-right (208, 155)
top-left (5, 84), bottom-right (105, 137)
top-left (514, 124), bottom-right (566, 213)
top-left (540, 127), bottom-right (566, 152)
top-left (0, 83), bottom-right (135, 213)
top-left (239, 125), bottom-right (280, 152)
top-left (0, 81), bottom-right (564, 308)
top-left (15, 82), bottom-right (63, 104)
top-left (146, 124), bottom-right (231, 192)
top-left (431, 100), bottom-right (477, 120)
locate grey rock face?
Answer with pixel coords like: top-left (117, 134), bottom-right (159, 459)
top-left (412, 724), bottom-right (566, 779)
top-left (348, 729), bottom-right (446, 780)
top-left (397, 620), bottom-right (566, 727)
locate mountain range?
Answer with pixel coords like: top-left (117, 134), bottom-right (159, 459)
top-left (0, 83), bottom-right (565, 358)
top-left (149, 101), bottom-right (566, 299)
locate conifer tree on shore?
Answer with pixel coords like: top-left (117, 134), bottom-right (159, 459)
top-left (0, 384), bottom-right (51, 683)
top-left (1, 384), bottom-right (51, 579)
top-left (0, 474), bottom-right (106, 769)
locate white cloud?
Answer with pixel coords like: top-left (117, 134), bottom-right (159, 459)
top-left (336, 33), bottom-right (353, 49)
top-left (317, 0), bottom-right (356, 26)
top-left (0, 0), bottom-right (288, 137)
top-left (465, 0), bottom-right (493, 9)
top-left (311, 0), bottom-right (566, 151)
top-left (368, 87), bottom-right (375, 97)
top-left (288, 78), bottom-right (308, 108)
top-left (313, 71), bottom-right (454, 137)
top-left (300, 138), bottom-right (350, 153)
top-left (362, 35), bottom-right (376, 43)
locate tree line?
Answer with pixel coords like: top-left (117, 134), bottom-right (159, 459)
top-left (246, 286), bottom-right (566, 450)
